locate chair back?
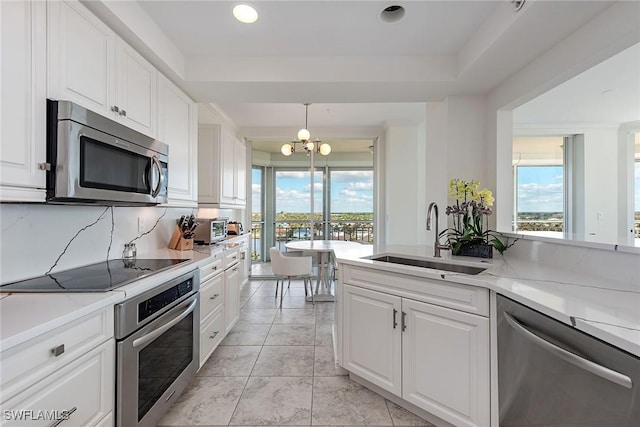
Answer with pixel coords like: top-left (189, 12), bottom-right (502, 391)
top-left (269, 247), bottom-right (283, 276)
top-left (270, 247), bottom-right (312, 277)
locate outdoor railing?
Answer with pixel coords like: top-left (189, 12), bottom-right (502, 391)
top-left (251, 220), bottom-right (374, 262)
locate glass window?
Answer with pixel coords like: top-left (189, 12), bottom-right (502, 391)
top-left (516, 165), bottom-right (564, 235)
top-left (329, 170), bottom-right (374, 243)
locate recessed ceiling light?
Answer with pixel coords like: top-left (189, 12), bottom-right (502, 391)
top-left (233, 4), bottom-right (258, 24)
top-left (380, 5), bottom-right (405, 23)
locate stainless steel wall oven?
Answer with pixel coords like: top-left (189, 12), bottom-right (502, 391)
top-left (115, 269), bottom-right (200, 427)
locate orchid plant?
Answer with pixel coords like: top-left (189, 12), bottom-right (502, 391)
top-left (441, 179), bottom-right (510, 255)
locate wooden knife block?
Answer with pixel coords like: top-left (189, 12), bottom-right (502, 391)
top-left (168, 225), bottom-right (194, 251)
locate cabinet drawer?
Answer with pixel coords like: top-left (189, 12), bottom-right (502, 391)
top-left (200, 274), bottom-right (224, 322)
top-left (343, 265), bottom-right (489, 316)
top-left (1, 340), bottom-right (114, 426)
top-left (199, 252), bottom-right (223, 283)
top-left (1, 307), bottom-right (113, 401)
top-left (224, 249), bottom-right (240, 268)
top-left (199, 306), bottom-right (224, 368)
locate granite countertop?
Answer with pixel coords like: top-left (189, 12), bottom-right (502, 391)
top-left (334, 244), bottom-right (640, 357)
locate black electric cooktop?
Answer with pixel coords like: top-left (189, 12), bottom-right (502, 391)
top-left (0, 258), bottom-right (190, 293)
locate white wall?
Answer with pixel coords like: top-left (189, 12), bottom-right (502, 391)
top-left (0, 204), bottom-right (194, 283)
top-left (384, 125), bottom-right (424, 244)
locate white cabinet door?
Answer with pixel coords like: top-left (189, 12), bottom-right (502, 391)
top-left (1, 340), bottom-right (114, 427)
top-left (224, 263), bottom-right (241, 333)
top-left (0, 0), bottom-right (46, 201)
top-left (115, 40), bottom-right (156, 137)
top-left (402, 298), bottom-right (490, 427)
top-left (197, 125), bottom-right (221, 204)
top-left (157, 74), bottom-right (197, 206)
top-left (342, 284), bottom-right (402, 396)
top-left (220, 130), bottom-right (236, 205)
top-left (234, 138), bottom-right (247, 205)
top-left (48, 0), bottom-right (114, 118)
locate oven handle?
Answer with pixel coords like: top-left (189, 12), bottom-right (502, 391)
top-left (504, 312), bottom-right (632, 389)
top-left (132, 297), bottom-right (197, 349)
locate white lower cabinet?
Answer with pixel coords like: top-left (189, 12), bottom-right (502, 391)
top-left (342, 285), bottom-right (402, 396)
top-left (1, 340), bottom-right (114, 427)
top-left (224, 262), bottom-right (241, 334)
top-left (402, 298), bottom-right (489, 427)
top-left (342, 282), bottom-right (490, 427)
top-left (199, 305), bottom-right (225, 368)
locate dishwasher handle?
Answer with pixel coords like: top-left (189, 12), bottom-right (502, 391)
top-left (504, 312), bottom-right (633, 389)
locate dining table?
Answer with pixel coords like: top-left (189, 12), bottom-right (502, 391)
top-left (284, 240), bottom-right (362, 302)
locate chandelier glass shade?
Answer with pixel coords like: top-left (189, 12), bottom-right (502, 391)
top-left (281, 104), bottom-right (331, 156)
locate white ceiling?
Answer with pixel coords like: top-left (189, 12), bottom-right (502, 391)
top-left (113, 1), bottom-right (628, 133)
top-left (138, 1), bottom-right (497, 57)
top-left (514, 42), bottom-right (640, 125)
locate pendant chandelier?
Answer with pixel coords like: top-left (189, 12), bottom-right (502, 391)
top-left (281, 104), bottom-right (331, 156)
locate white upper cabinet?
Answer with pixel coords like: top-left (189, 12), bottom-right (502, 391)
top-left (0, 0), bottom-right (47, 202)
top-left (48, 0), bottom-right (156, 138)
top-left (157, 74), bottom-right (198, 206)
top-left (48, 0), bottom-right (114, 118)
top-left (198, 124), bottom-right (247, 208)
top-left (115, 40), bottom-right (156, 136)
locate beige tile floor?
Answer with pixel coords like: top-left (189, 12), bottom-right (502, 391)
top-left (157, 279), bottom-right (435, 427)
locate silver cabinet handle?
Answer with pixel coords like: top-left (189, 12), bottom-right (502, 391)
top-left (392, 309), bottom-right (398, 329)
top-left (119, 109), bottom-right (127, 117)
top-left (48, 406), bottom-right (77, 427)
top-left (504, 312), bottom-right (632, 389)
top-left (210, 293), bottom-right (219, 300)
top-left (50, 344), bottom-right (65, 357)
top-left (133, 298), bottom-right (197, 348)
top-left (212, 265), bottom-right (218, 271)
top-left (111, 105), bottom-right (119, 113)
top-left (210, 331), bottom-right (219, 340)
top-left (232, 267), bottom-right (238, 272)
top-left (401, 311), bottom-right (407, 332)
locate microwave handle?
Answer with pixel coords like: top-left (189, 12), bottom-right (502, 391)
top-left (150, 155), bottom-right (162, 197)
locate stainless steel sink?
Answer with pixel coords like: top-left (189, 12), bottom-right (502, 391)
top-left (368, 255), bottom-right (487, 275)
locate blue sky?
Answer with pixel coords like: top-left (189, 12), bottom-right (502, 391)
top-left (252, 169), bottom-right (373, 214)
top-left (517, 166), bottom-right (564, 213)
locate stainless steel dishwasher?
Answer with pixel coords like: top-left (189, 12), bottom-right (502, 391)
top-left (497, 295), bottom-right (639, 426)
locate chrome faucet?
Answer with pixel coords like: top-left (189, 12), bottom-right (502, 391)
top-left (426, 202), bottom-right (450, 258)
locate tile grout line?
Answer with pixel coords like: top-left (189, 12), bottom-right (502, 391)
top-left (227, 279), bottom-right (274, 426)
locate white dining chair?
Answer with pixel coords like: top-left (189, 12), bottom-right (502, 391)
top-left (269, 247), bottom-right (314, 307)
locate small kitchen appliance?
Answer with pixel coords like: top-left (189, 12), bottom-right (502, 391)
top-left (193, 218), bottom-right (227, 244)
top-left (227, 221), bottom-right (243, 235)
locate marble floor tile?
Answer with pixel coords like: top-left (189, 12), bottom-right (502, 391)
top-left (244, 295), bottom-right (282, 309)
top-left (280, 296), bottom-right (314, 309)
top-left (264, 324), bottom-right (316, 346)
top-left (315, 322), bottom-right (334, 346)
top-left (229, 376), bottom-right (313, 425)
top-left (251, 286), bottom-right (279, 296)
top-left (220, 323), bottom-right (271, 346)
top-left (157, 376), bottom-right (247, 426)
top-left (252, 345), bottom-right (315, 377)
top-left (313, 345), bottom-right (336, 377)
top-left (311, 376), bottom-right (393, 426)
top-left (286, 287), bottom-right (311, 297)
top-left (238, 308), bottom-right (278, 324)
top-left (385, 401), bottom-right (434, 426)
top-left (273, 309), bottom-right (316, 325)
top-left (315, 307), bottom-right (336, 324)
top-left (197, 345), bottom-right (261, 377)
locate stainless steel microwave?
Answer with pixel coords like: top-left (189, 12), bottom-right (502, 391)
top-left (46, 100), bottom-right (169, 205)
